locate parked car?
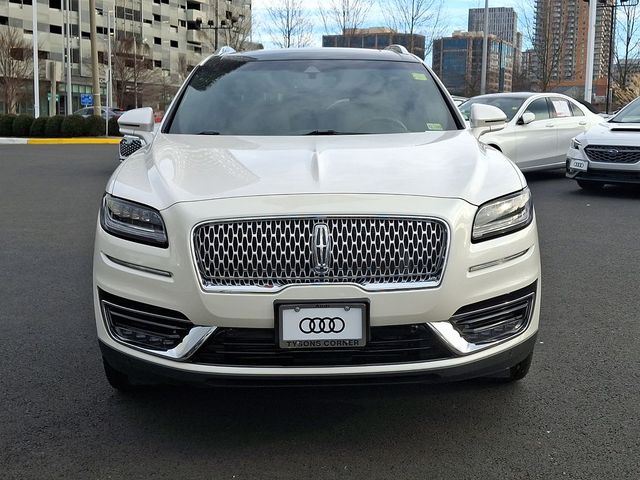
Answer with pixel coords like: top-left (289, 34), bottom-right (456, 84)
top-left (451, 95), bottom-right (468, 107)
top-left (567, 96), bottom-right (640, 190)
top-left (74, 106), bottom-right (125, 119)
top-left (459, 93), bottom-right (602, 171)
top-left (96, 47), bottom-right (540, 390)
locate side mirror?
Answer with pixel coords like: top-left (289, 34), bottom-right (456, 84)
top-left (116, 108), bottom-right (154, 160)
top-left (519, 112), bottom-right (536, 125)
top-left (470, 103), bottom-right (507, 139)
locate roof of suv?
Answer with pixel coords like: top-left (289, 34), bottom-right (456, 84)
top-left (205, 47), bottom-right (422, 63)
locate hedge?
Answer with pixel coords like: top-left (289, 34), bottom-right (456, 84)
top-left (29, 117), bottom-right (48, 137)
top-left (0, 114), bottom-right (16, 137)
top-left (0, 113), bottom-right (126, 137)
top-left (85, 115), bottom-right (106, 136)
top-left (44, 115), bottom-right (65, 138)
top-left (61, 115), bottom-right (87, 137)
top-left (12, 115), bottom-right (35, 137)
top-left (108, 117), bottom-right (123, 137)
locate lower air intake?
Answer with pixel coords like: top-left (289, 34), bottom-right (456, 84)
top-left (450, 282), bottom-right (537, 345)
top-left (99, 289), bottom-right (193, 351)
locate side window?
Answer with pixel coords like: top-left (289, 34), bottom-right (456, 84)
top-left (569, 101), bottom-right (585, 117)
top-left (85, 108), bottom-right (93, 115)
top-left (526, 98), bottom-right (551, 121)
top-left (550, 98), bottom-right (572, 118)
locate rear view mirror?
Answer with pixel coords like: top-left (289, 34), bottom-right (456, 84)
top-left (520, 112), bottom-right (536, 125)
top-left (470, 103), bottom-right (507, 139)
top-left (116, 107), bottom-right (155, 160)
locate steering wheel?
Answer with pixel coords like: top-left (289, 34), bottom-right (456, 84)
top-left (356, 117), bottom-right (409, 133)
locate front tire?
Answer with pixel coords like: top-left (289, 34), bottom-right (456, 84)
top-left (577, 179), bottom-right (604, 191)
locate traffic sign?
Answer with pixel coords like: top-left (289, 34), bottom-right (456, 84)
top-left (81, 94), bottom-right (93, 106)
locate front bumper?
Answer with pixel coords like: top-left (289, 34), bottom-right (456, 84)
top-left (94, 194), bottom-right (541, 382)
top-left (100, 333), bottom-right (537, 386)
top-left (566, 149), bottom-right (640, 184)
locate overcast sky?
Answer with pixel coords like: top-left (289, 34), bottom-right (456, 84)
top-left (251, 0), bottom-right (531, 50)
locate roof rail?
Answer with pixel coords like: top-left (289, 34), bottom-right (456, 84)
top-left (384, 44), bottom-right (410, 55)
top-left (215, 46), bottom-right (236, 56)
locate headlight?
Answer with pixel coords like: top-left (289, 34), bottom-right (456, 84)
top-left (571, 138), bottom-right (581, 150)
top-left (100, 194), bottom-right (168, 248)
top-left (472, 188), bottom-right (533, 242)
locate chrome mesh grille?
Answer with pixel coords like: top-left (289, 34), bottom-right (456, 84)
top-left (584, 145), bottom-right (640, 164)
top-left (193, 217), bottom-right (448, 290)
top-left (119, 136), bottom-right (144, 160)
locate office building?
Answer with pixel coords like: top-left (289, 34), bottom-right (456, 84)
top-left (533, 0), bottom-right (612, 97)
top-left (432, 31), bottom-right (514, 97)
top-left (322, 27), bottom-right (426, 59)
top-left (0, 0), bottom-right (253, 114)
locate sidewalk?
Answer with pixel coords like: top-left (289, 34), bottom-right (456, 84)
top-left (0, 137), bottom-right (121, 145)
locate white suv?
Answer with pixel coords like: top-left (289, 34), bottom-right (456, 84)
top-left (94, 47), bottom-right (541, 390)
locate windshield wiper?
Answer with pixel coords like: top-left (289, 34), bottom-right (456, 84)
top-left (303, 130), bottom-right (363, 135)
top-left (196, 130), bottom-right (221, 135)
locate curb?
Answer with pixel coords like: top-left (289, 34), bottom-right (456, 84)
top-left (0, 137), bottom-right (121, 145)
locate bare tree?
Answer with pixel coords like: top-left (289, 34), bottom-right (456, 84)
top-left (380, 0), bottom-right (444, 57)
top-left (266, 0), bottom-right (314, 48)
top-left (0, 27), bottom-right (33, 114)
top-left (614, 71), bottom-right (640, 105)
top-left (110, 36), bottom-right (153, 109)
top-left (520, 0), bottom-right (569, 92)
top-left (615, 2), bottom-right (640, 94)
top-left (320, 0), bottom-right (373, 46)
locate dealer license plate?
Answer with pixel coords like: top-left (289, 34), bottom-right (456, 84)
top-left (278, 302), bottom-right (367, 349)
top-left (569, 159), bottom-right (588, 171)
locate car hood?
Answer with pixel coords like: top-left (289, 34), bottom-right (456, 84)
top-left (578, 121), bottom-right (640, 144)
top-left (109, 131), bottom-right (525, 210)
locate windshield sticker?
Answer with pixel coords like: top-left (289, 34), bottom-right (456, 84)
top-left (412, 72), bottom-right (428, 81)
top-left (426, 123), bottom-right (443, 131)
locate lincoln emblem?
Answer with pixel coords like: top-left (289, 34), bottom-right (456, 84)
top-left (312, 223), bottom-right (331, 274)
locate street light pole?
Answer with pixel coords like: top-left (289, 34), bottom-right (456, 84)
top-left (32, 0), bottom-right (40, 118)
top-left (480, 0), bottom-right (489, 95)
top-left (134, 36), bottom-right (137, 108)
top-left (89, 0), bottom-right (101, 110)
top-left (64, 0), bottom-right (73, 114)
top-left (606, 3), bottom-right (616, 113)
top-left (585, 0), bottom-right (597, 102)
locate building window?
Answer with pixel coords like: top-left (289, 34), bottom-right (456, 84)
top-left (50, 25), bottom-right (62, 34)
top-left (170, 40), bottom-right (178, 48)
top-left (154, 60), bottom-right (162, 68)
top-left (0, 17), bottom-right (8, 26)
top-left (154, 37), bottom-right (161, 45)
top-left (49, 0), bottom-right (61, 9)
top-left (153, 13), bottom-right (161, 22)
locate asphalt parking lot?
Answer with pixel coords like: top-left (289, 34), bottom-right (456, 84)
top-left (1, 144), bottom-right (639, 479)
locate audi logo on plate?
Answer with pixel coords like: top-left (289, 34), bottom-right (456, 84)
top-left (299, 317), bottom-right (346, 334)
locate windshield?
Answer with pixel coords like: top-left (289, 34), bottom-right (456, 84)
top-left (610, 98), bottom-right (640, 123)
top-left (167, 58), bottom-right (458, 135)
top-left (459, 96), bottom-right (526, 122)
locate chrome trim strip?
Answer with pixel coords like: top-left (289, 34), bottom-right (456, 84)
top-left (103, 253), bottom-right (173, 278)
top-left (101, 300), bottom-right (216, 361)
top-left (189, 214), bottom-right (451, 294)
top-left (428, 291), bottom-right (536, 355)
top-left (468, 248), bottom-right (530, 272)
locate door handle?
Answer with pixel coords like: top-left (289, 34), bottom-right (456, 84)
top-left (579, 121), bottom-right (587, 126)
top-left (545, 124), bottom-right (555, 128)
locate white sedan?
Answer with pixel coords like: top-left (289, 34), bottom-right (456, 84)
top-left (460, 93), bottom-right (602, 171)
